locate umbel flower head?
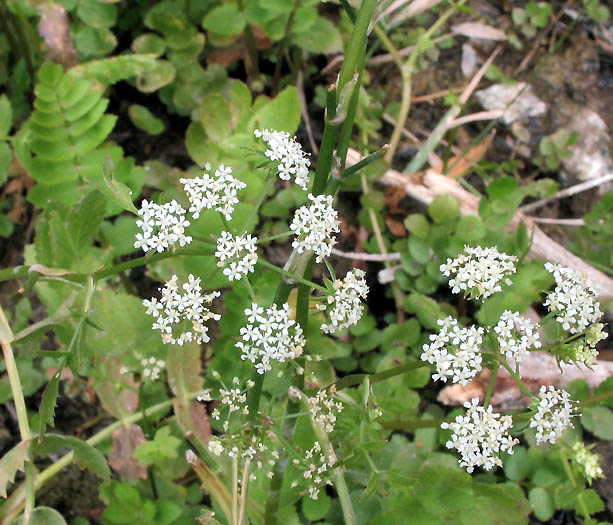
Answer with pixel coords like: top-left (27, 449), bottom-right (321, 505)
top-left (143, 274), bottom-right (220, 346)
top-left (571, 441), bottom-right (604, 484)
top-left (254, 129), bottom-right (311, 190)
top-left (440, 245), bottom-right (517, 299)
top-left (543, 263), bottom-right (603, 336)
top-left (493, 310), bottom-right (541, 364)
top-left (180, 164), bottom-right (246, 221)
top-left (420, 316), bottom-right (484, 385)
top-left (236, 302), bottom-right (306, 374)
top-left (134, 200), bottom-right (192, 253)
top-left (529, 386), bottom-right (577, 445)
top-left (319, 269), bottom-right (369, 334)
top-left (441, 397), bottom-right (517, 473)
top-left (290, 193), bottom-right (340, 263)
top-left (215, 231), bottom-right (258, 282)
top-left (140, 357), bottom-right (166, 381)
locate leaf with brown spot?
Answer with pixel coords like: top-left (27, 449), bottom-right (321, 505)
top-left (108, 425), bottom-right (147, 479)
top-left (38, 3), bottom-right (78, 67)
top-left (385, 216), bottom-right (406, 237)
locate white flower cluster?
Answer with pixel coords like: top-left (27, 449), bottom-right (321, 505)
top-left (134, 200), bottom-right (192, 253)
top-left (308, 387), bottom-right (343, 433)
top-left (529, 386), bottom-right (577, 445)
top-left (420, 317), bottom-right (484, 385)
top-left (215, 231), bottom-right (258, 281)
top-left (291, 441), bottom-right (335, 499)
top-left (290, 193), bottom-right (340, 263)
top-left (493, 311), bottom-right (541, 363)
top-left (441, 398), bottom-right (517, 473)
top-left (544, 263), bottom-right (603, 336)
top-left (254, 129), bottom-right (311, 190)
top-left (440, 245), bottom-right (517, 299)
top-left (319, 269), bottom-right (369, 334)
top-left (180, 164), bottom-right (246, 221)
top-left (141, 357), bottom-right (166, 381)
top-left (571, 441), bottom-right (604, 484)
top-left (236, 303), bottom-right (306, 374)
top-left (143, 275), bottom-right (220, 346)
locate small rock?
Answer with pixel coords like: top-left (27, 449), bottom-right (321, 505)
top-left (475, 82), bottom-right (547, 124)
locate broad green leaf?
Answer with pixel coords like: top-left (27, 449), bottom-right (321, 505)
top-left (0, 142), bottom-right (10, 185)
top-left (0, 440), bottom-right (30, 497)
top-left (131, 33), bottom-right (167, 57)
top-left (250, 86), bottom-right (301, 134)
top-left (581, 406), bottom-right (613, 439)
top-left (404, 213), bottom-right (429, 238)
top-left (87, 156), bottom-right (138, 214)
top-left (199, 94), bottom-right (232, 142)
top-left (135, 60), bottom-right (176, 93)
top-left (404, 293), bottom-right (445, 330)
top-left (128, 104), bottom-right (165, 135)
top-left (14, 506), bottom-right (67, 525)
top-left (77, 0), bottom-right (117, 29)
top-left (293, 17), bottom-right (342, 54)
top-left (0, 94), bottom-right (12, 136)
top-left (74, 26), bottom-right (117, 58)
top-left (186, 121), bottom-right (218, 166)
top-left (503, 446), bottom-right (532, 481)
top-left (36, 434), bottom-right (110, 480)
top-left (529, 487), bottom-right (555, 521)
top-left (302, 491), bottom-right (331, 521)
top-left (202, 5), bottom-right (246, 36)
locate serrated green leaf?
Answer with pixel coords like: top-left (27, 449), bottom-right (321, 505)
top-left (0, 440), bottom-right (30, 498)
top-left (69, 55), bottom-right (160, 89)
top-left (38, 374), bottom-right (60, 437)
top-left (36, 434), bottom-right (110, 481)
top-left (133, 427), bottom-right (181, 466)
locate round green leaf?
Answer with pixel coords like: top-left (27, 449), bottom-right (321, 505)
top-left (302, 491), bottom-right (331, 521)
top-left (404, 213), bottom-right (429, 238)
top-left (202, 5), bottom-right (246, 36)
top-left (428, 194), bottom-right (459, 223)
top-left (293, 17), bottom-right (342, 54)
top-left (456, 215), bottom-right (486, 242)
top-left (132, 33), bottom-right (167, 57)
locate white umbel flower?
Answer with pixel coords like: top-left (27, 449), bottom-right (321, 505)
top-left (420, 316), bottom-right (484, 385)
top-left (180, 164), bottom-right (246, 221)
top-left (236, 302), bottom-right (306, 374)
top-left (493, 311), bottom-right (541, 363)
top-left (143, 274), bottom-right (220, 346)
top-left (441, 397), bottom-right (517, 473)
top-left (290, 193), bottom-right (340, 263)
top-left (319, 269), bottom-right (369, 334)
top-left (134, 200), bottom-right (192, 253)
top-left (543, 263), bottom-right (603, 336)
top-left (440, 245), bottom-right (517, 299)
top-left (140, 357), bottom-right (166, 381)
top-left (215, 231), bottom-right (258, 281)
top-left (529, 386), bottom-right (577, 445)
top-left (254, 129), bottom-right (311, 190)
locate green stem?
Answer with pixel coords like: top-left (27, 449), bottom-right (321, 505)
top-left (501, 362), bottom-right (536, 401)
top-left (560, 447), bottom-right (591, 518)
top-left (381, 418), bottom-right (447, 431)
top-left (311, 85), bottom-right (339, 195)
top-left (483, 364), bottom-right (499, 408)
top-left (258, 259), bottom-right (328, 293)
top-left (0, 305), bottom-right (34, 524)
top-left (332, 361), bottom-right (429, 391)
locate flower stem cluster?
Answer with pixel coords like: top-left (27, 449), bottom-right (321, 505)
top-left (143, 274), bottom-right (220, 346)
top-left (570, 441), bottom-right (604, 484)
top-left (440, 245), bottom-right (517, 299)
top-left (140, 357), bottom-right (166, 381)
top-left (236, 303), bottom-right (305, 374)
top-left (180, 164), bottom-right (246, 221)
top-left (307, 387), bottom-right (343, 433)
top-left (214, 231), bottom-right (258, 282)
top-left (134, 200), bottom-right (192, 253)
top-left (319, 269), bottom-right (369, 334)
top-left (291, 441), bottom-right (335, 499)
top-left (254, 129), bottom-right (311, 190)
top-left (529, 386), bottom-right (577, 445)
top-left (441, 398), bottom-right (517, 473)
top-left (420, 316), bottom-right (484, 385)
top-left (290, 193), bottom-right (340, 263)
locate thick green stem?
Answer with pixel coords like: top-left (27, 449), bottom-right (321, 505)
top-left (312, 85), bottom-right (339, 195)
top-left (483, 365), bottom-right (499, 408)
